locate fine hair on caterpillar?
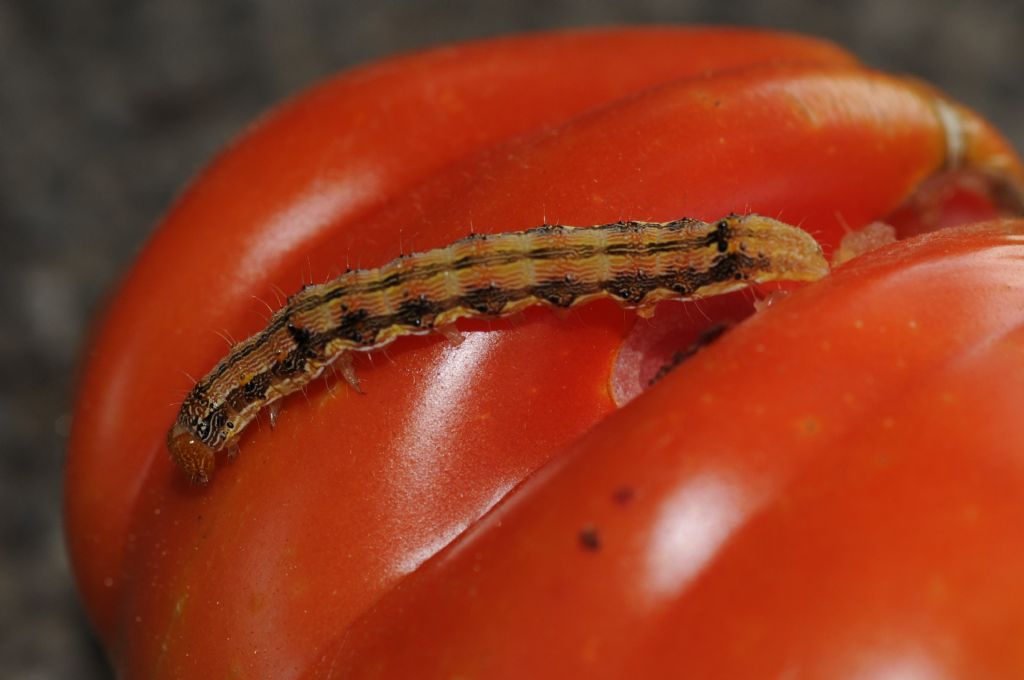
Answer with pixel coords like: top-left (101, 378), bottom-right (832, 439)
top-left (168, 213), bottom-right (829, 485)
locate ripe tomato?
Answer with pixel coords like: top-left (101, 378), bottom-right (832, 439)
top-left (305, 219), bottom-right (1024, 678)
top-left (65, 28), bottom-right (1024, 678)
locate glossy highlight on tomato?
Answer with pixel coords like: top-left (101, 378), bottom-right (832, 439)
top-left (64, 27), bottom-right (1024, 679)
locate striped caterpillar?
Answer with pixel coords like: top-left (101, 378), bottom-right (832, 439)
top-left (169, 214), bottom-right (828, 484)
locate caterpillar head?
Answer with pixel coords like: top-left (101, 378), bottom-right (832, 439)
top-left (168, 423), bottom-right (216, 485)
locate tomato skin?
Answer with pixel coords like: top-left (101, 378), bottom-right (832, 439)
top-left (62, 28), bottom-right (1024, 679)
top-left (304, 221), bottom-right (1024, 679)
top-left (65, 28), bottom-right (857, 646)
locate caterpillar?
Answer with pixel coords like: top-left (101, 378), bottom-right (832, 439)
top-left (168, 214), bottom-right (829, 484)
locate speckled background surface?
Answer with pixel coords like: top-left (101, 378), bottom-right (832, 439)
top-left (2, 1), bottom-right (1021, 677)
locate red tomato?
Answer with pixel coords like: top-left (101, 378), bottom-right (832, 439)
top-left (64, 28), bottom-right (1024, 678)
top-left (304, 220), bottom-right (1024, 678)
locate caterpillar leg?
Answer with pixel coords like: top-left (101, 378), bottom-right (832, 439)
top-left (635, 303), bottom-right (658, 319)
top-left (266, 401), bottom-right (281, 429)
top-left (435, 324), bottom-right (465, 346)
top-left (752, 289), bottom-right (791, 313)
top-left (336, 352), bottom-right (363, 394)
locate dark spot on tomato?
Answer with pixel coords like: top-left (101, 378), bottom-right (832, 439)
top-left (612, 486), bottom-right (635, 505)
top-left (579, 525), bottom-right (602, 552)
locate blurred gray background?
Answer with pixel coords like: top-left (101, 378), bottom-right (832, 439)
top-left (1, 0), bottom-right (1021, 677)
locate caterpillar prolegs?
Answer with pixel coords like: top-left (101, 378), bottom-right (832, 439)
top-left (169, 214), bottom-right (829, 484)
